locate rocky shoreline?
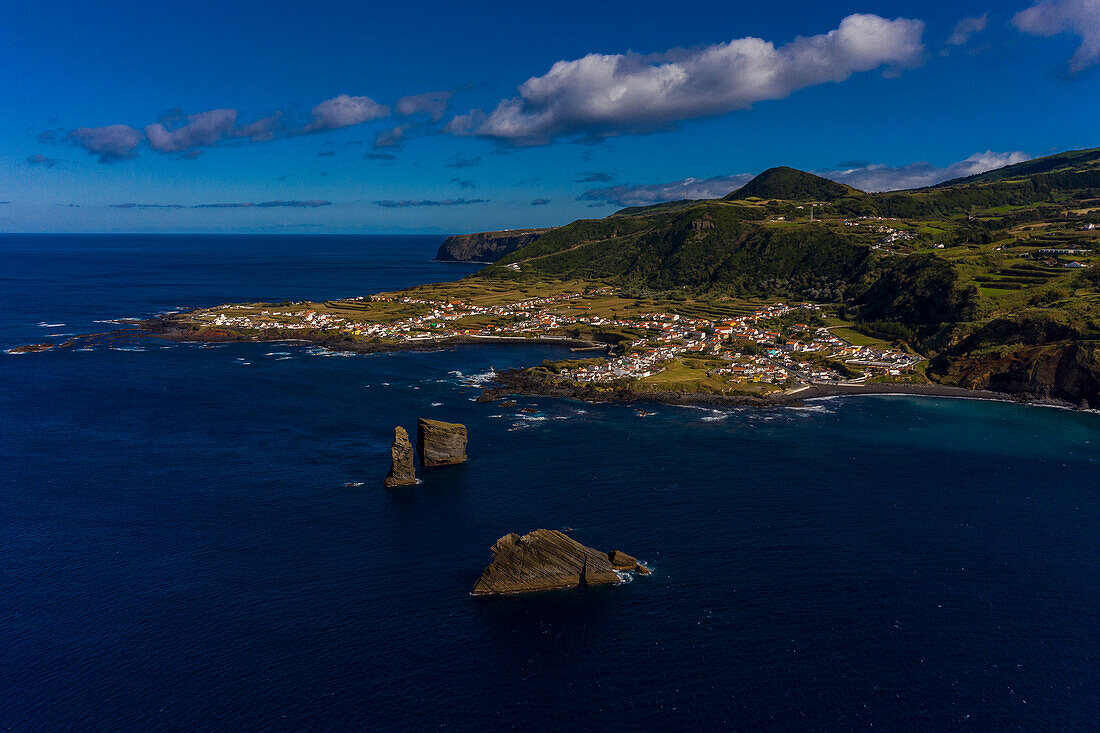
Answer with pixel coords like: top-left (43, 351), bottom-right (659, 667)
top-left (481, 365), bottom-right (1089, 411)
top-left (115, 318), bottom-right (1094, 412)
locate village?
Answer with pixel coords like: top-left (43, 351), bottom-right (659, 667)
top-left (191, 284), bottom-right (920, 391)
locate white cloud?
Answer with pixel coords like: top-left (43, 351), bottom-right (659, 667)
top-left (145, 109), bottom-right (281, 153)
top-left (947, 14), bottom-right (989, 45)
top-left (1014, 0), bottom-right (1100, 72)
top-left (578, 174), bottom-right (754, 207)
top-left (395, 91), bottom-right (452, 121)
top-left (374, 125), bottom-right (409, 149)
top-left (824, 151), bottom-right (1033, 191)
top-left (306, 94), bottom-right (389, 132)
top-left (455, 13), bottom-right (925, 145)
top-left (67, 124), bottom-right (144, 163)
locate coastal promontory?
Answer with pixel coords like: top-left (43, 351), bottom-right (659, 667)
top-left (435, 229), bottom-right (549, 263)
top-left (472, 529), bottom-right (647, 595)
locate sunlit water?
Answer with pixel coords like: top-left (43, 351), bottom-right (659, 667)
top-left (1, 235), bottom-right (1097, 729)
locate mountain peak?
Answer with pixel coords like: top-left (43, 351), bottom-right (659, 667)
top-left (725, 166), bottom-right (861, 201)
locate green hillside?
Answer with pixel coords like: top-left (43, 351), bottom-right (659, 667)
top-left (934, 147), bottom-right (1100, 187)
top-left (473, 151), bottom-right (1100, 405)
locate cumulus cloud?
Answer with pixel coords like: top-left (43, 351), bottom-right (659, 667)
top-left (372, 198), bottom-right (488, 208)
top-left (1014, 0), bottom-right (1100, 72)
top-left (395, 91), bottom-right (452, 121)
top-left (364, 152), bottom-right (397, 160)
top-left (947, 14), bottom-right (989, 45)
top-left (374, 125), bottom-right (409, 149)
top-left (823, 151), bottom-right (1033, 191)
top-left (144, 108), bottom-right (281, 153)
top-left (67, 124), bottom-right (144, 163)
top-left (579, 174), bottom-right (754, 207)
top-left (27, 154), bottom-right (58, 168)
top-left (575, 171), bottom-right (614, 183)
top-left (452, 13), bottom-right (925, 145)
top-left (449, 177), bottom-right (477, 189)
top-left (530, 198), bottom-right (551, 206)
top-left (307, 94), bottom-right (389, 132)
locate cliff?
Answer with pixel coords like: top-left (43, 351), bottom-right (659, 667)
top-left (927, 314), bottom-right (1099, 407)
top-left (472, 529), bottom-right (647, 595)
top-left (417, 418), bottom-right (468, 467)
top-left (435, 229), bottom-right (550, 263)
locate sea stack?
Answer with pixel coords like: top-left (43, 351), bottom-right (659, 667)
top-left (472, 529), bottom-right (647, 596)
top-left (416, 418), bottom-right (467, 467)
top-left (383, 426), bottom-right (417, 487)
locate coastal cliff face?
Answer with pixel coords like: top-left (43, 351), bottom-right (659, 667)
top-left (472, 529), bottom-right (645, 595)
top-left (417, 418), bottom-right (468, 467)
top-left (384, 426), bottom-right (417, 487)
top-left (435, 229), bottom-right (550, 263)
top-left (928, 315), bottom-right (1100, 407)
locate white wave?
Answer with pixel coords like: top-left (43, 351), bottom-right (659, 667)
top-left (700, 410), bottom-right (728, 422)
top-left (110, 346), bottom-right (146, 352)
top-left (304, 346), bottom-right (356, 358)
top-left (276, 356), bottom-right (293, 361)
top-left (37, 322), bottom-right (65, 328)
top-left (264, 351), bottom-right (291, 356)
top-left (459, 369), bottom-right (497, 386)
top-left (787, 404), bottom-right (834, 414)
top-left (344, 482), bottom-right (364, 488)
top-left (431, 402), bottom-right (443, 407)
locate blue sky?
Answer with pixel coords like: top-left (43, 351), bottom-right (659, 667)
top-left (1, 0), bottom-right (1098, 234)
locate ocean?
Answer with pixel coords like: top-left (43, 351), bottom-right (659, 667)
top-left (1, 234), bottom-right (1098, 730)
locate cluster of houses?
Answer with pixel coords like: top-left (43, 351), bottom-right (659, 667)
top-left (192, 287), bottom-right (920, 390)
top-left (557, 303), bottom-right (920, 387)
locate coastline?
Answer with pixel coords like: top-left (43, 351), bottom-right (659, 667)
top-left (137, 317), bottom-right (611, 355)
top-left (113, 317), bottom-right (1089, 412)
top-left (480, 365), bottom-right (1086, 411)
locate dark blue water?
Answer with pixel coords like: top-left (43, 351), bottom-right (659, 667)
top-left (2, 235), bottom-right (1098, 730)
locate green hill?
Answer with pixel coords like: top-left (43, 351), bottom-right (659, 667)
top-left (724, 166), bottom-right (861, 202)
top-left (471, 147), bottom-right (1100, 405)
top-left (934, 147), bottom-right (1100, 187)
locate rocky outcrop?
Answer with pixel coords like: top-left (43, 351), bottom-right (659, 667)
top-left (416, 418), bottom-right (467, 467)
top-left (472, 529), bottom-right (647, 595)
top-left (383, 426), bottom-right (417, 487)
top-left (435, 229), bottom-right (550, 263)
top-left (928, 315), bottom-right (1099, 408)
